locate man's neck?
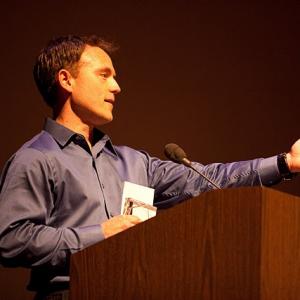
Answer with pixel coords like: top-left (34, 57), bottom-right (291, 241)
top-left (55, 115), bottom-right (94, 148)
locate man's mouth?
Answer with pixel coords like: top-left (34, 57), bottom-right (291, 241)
top-left (105, 99), bottom-right (115, 105)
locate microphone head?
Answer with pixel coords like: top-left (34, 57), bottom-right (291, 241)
top-left (164, 143), bottom-right (187, 163)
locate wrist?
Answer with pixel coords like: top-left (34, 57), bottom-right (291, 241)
top-left (277, 152), bottom-right (295, 180)
top-left (286, 152), bottom-right (292, 171)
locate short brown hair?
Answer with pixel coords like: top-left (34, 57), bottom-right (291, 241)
top-left (33, 35), bottom-right (117, 107)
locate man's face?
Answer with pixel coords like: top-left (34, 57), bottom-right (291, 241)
top-left (69, 46), bottom-right (121, 126)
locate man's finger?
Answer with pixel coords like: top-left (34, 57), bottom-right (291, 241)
top-left (124, 215), bottom-right (142, 224)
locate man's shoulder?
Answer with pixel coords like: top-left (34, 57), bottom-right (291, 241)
top-left (113, 145), bottom-right (148, 159)
top-left (20, 130), bottom-right (60, 153)
top-left (15, 130), bottom-right (60, 154)
top-left (6, 131), bottom-right (60, 166)
top-left (112, 145), bottom-right (161, 167)
top-left (0, 131), bottom-right (59, 184)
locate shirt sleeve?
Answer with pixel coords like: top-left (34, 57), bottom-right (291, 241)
top-left (144, 152), bottom-right (282, 208)
top-left (0, 148), bottom-right (104, 269)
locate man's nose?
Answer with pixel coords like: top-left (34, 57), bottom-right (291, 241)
top-left (110, 78), bottom-right (121, 94)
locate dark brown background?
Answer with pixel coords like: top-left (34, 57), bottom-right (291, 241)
top-left (0, 2), bottom-right (299, 299)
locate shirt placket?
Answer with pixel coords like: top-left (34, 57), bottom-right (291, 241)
top-left (74, 135), bottom-right (110, 220)
top-left (91, 154), bottom-right (110, 219)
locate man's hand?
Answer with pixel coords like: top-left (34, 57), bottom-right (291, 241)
top-left (101, 215), bottom-right (142, 239)
top-left (287, 139), bottom-right (300, 173)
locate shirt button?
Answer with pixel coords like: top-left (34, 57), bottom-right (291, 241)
top-left (74, 136), bottom-right (82, 144)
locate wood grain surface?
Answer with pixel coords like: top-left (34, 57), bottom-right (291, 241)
top-left (70, 187), bottom-right (300, 300)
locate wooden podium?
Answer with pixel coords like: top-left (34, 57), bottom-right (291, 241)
top-left (69, 187), bottom-right (300, 299)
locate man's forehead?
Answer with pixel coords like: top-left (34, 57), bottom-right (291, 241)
top-left (79, 45), bottom-right (114, 68)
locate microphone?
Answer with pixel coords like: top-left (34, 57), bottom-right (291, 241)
top-left (164, 143), bottom-right (221, 189)
top-left (164, 143), bottom-right (192, 167)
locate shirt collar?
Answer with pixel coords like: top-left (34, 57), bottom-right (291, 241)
top-left (43, 118), bottom-right (118, 157)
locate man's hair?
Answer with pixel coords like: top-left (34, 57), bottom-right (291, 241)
top-left (33, 35), bottom-right (116, 107)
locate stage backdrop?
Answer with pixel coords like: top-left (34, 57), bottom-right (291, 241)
top-left (0, 2), bottom-right (299, 299)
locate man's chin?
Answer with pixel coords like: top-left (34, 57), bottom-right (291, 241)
top-left (93, 114), bottom-right (113, 127)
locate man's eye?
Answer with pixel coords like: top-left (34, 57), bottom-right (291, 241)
top-left (100, 73), bottom-right (109, 79)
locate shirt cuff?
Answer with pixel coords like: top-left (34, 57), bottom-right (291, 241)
top-left (258, 155), bottom-right (281, 186)
top-left (75, 224), bottom-right (105, 249)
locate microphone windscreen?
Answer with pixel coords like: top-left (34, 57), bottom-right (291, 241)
top-left (164, 143), bottom-right (187, 163)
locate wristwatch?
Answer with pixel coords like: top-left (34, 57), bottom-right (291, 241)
top-left (277, 152), bottom-right (295, 180)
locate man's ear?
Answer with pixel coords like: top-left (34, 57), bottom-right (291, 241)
top-left (57, 69), bottom-right (74, 93)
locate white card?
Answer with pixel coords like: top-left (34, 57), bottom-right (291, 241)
top-left (121, 181), bottom-right (156, 221)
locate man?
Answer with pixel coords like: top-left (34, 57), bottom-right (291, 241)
top-left (0, 35), bottom-right (299, 299)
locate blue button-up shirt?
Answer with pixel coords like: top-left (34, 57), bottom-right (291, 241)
top-left (0, 118), bottom-right (281, 290)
